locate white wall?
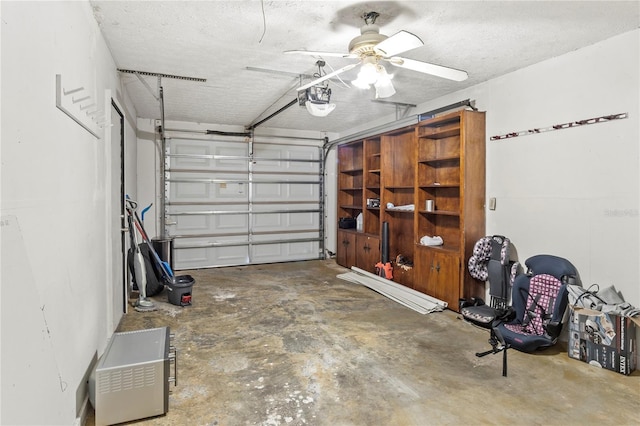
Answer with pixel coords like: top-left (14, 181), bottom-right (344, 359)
top-left (0, 2), bottom-right (136, 424)
top-left (328, 29), bottom-right (640, 364)
top-left (403, 29), bottom-right (639, 307)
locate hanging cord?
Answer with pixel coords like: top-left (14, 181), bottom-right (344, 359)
top-left (571, 283), bottom-right (607, 308)
top-left (323, 60), bottom-right (351, 89)
top-left (258, 0), bottom-right (267, 43)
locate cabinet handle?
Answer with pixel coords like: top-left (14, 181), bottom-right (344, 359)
top-left (435, 262), bottom-right (441, 273)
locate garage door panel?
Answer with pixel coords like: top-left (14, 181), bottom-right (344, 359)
top-left (168, 204), bottom-right (249, 235)
top-left (252, 183), bottom-right (319, 201)
top-left (252, 212), bottom-right (283, 229)
top-left (170, 213), bottom-right (249, 235)
top-left (175, 246), bottom-right (210, 265)
top-left (168, 182), bottom-right (248, 202)
top-left (253, 146), bottom-right (319, 174)
top-left (253, 161), bottom-right (320, 174)
top-left (252, 213), bottom-right (319, 230)
top-left (253, 143), bottom-right (318, 157)
top-left (289, 212), bottom-right (318, 227)
top-left (169, 182), bottom-right (210, 199)
top-left (172, 214), bottom-right (211, 233)
top-left (170, 139), bottom-right (249, 171)
top-left (251, 242), bottom-right (320, 264)
top-left (175, 245), bottom-right (249, 268)
top-left (252, 182), bottom-right (283, 198)
top-left (288, 183), bottom-right (320, 199)
top-left (252, 204), bottom-right (320, 214)
top-left (165, 137), bottom-right (323, 269)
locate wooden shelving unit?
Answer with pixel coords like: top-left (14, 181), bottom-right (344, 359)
top-left (337, 141), bottom-right (363, 220)
top-left (337, 139), bottom-right (381, 275)
top-left (380, 126), bottom-right (416, 288)
top-left (363, 137), bottom-right (381, 235)
top-left (336, 110), bottom-right (486, 311)
top-left (414, 110), bottom-right (486, 309)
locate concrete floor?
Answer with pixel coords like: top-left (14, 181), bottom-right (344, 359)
top-left (90, 260), bottom-right (639, 425)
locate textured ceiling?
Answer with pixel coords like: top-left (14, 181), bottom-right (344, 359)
top-left (90, 1), bottom-right (639, 134)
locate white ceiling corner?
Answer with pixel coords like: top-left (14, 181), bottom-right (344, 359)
top-left (89, 0), bottom-right (640, 133)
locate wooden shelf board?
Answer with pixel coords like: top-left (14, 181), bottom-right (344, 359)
top-left (415, 243), bottom-right (460, 254)
top-left (340, 168), bottom-right (363, 174)
top-left (417, 128), bottom-right (460, 140)
top-left (385, 186), bottom-right (415, 191)
top-left (418, 156), bottom-right (460, 164)
top-left (418, 210), bottom-right (460, 216)
top-left (385, 208), bottom-right (415, 214)
top-left (419, 184), bottom-right (460, 189)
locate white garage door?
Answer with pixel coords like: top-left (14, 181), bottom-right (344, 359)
top-left (163, 135), bottom-right (324, 269)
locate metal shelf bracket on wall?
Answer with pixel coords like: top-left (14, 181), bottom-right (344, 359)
top-left (55, 74), bottom-right (109, 138)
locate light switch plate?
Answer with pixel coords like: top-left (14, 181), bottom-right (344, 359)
top-left (489, 197), bottom-right (496, 210)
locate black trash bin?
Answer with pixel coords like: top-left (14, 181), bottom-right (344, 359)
top-left (152, 237), bottom-right (174, 271)
top-left (166, 275), bottom-right (194, 306)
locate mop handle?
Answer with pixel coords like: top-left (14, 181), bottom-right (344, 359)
top-left (126, 195), bottom-right (174, 279)
top-left (131, 217), bottom-right (174, 279)
top-left (141, 203), bottom-right (152, 223)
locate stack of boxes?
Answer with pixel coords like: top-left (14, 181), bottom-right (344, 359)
top-left (568, 307), bottom-right (638, 375)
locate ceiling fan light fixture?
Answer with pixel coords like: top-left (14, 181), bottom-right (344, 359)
top-left (287, 11), bottom-right (468, 97)
top-left (374, 66), bottom-right (395, 98)
top-left (374, 80), bottom-right (396, 99)
top-left (376, 64), bottom-right (393, 82)
top-left (357, 62), bottom-right (379, 85)
top-left (352, 62), bottom-right (395, 97)
top-left (351, 77), bottom-right (371, 90)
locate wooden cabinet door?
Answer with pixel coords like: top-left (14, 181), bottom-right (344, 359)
top-left (415, 248), bottom-right (460, 310)
top-left (356, 234), bottom-right (381, 274)
top-left (432, 252), bottom-right (460, 309)
top-left (336, 230), bottom-right (356, 268)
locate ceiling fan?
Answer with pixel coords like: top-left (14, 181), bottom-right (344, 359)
top-left (285, 12), bottom-right (468, 99)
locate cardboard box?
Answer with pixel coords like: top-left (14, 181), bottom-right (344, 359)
top-left (568, 306), bottom-right (638, 375)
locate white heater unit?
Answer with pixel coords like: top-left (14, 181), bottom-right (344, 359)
top-left (89, 327), bottom-right (176, 425)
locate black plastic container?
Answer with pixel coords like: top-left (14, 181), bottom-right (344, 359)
top-left (166, 275), bottom-right (194, 306)
top-left (152, 237), bottom-right (174, 271)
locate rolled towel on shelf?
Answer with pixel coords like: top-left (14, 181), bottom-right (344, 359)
top-left (420, 235), bottom-right (443, 246)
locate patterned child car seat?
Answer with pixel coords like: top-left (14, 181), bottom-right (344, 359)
top-left (495, 254), bottom-right (580, 353)
top-left (463, 236), bottom-right (519, 327)
top-left (475, 254), bottom-right (581, 376)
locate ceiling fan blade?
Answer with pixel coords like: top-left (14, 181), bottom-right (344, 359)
top-left (284, 50), bottom-right (357, 59)
top-left (387, 57), bottom-right (468, 81)
top-left (373, 30), bottom-right (423, 57)
top-left (296, 63), bottom-right (360, 91)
